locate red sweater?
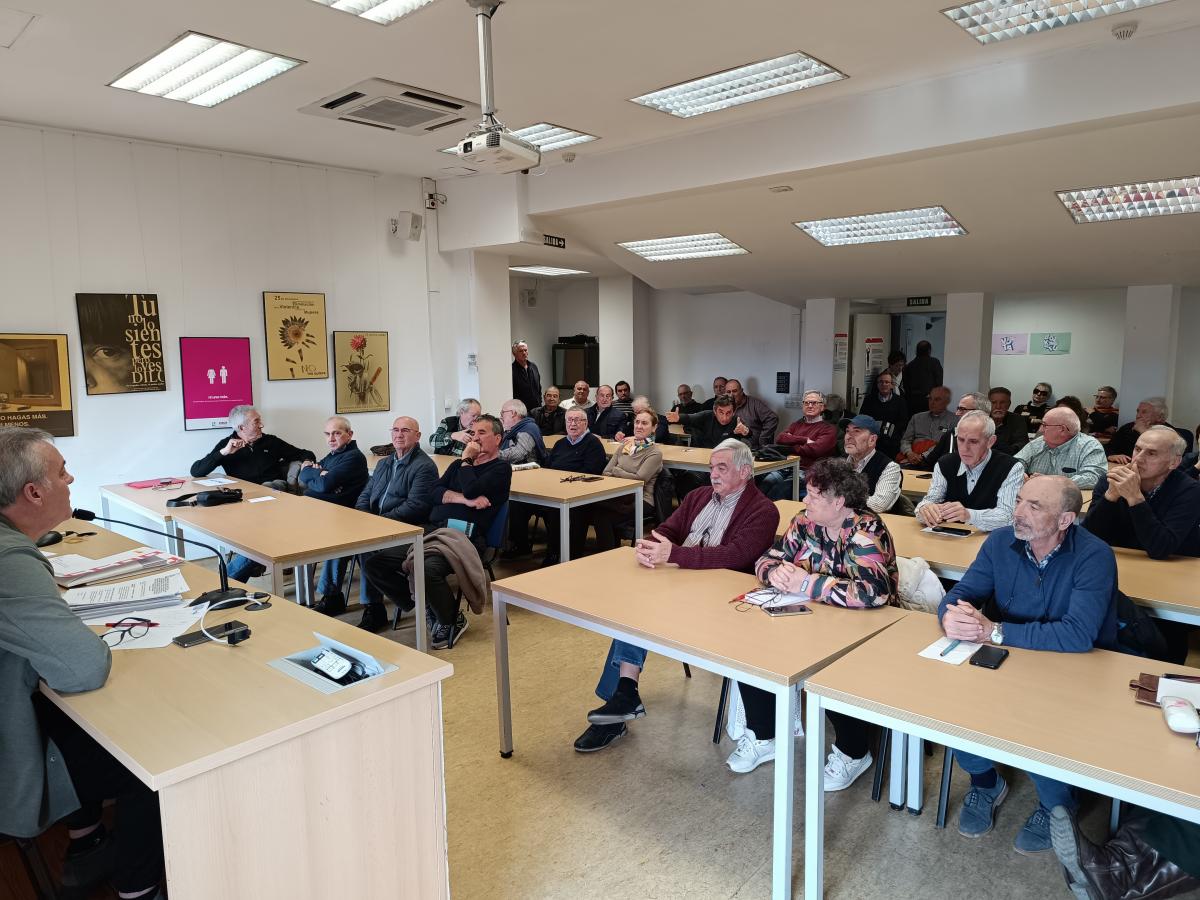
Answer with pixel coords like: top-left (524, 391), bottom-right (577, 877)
top-left (656, 483), bottom-right (780, 572)
top-left (776, 419), bottom-right (837, 466)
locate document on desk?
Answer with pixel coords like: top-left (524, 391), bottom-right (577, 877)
top-left (65, 570), bottom-right (189, 618)
top-left (82, 605), bottom-right (204, 649)
top-left (248, 496), bottom-right (276, 503)
top-left (194, 477), bottom-right (235, 486)
top-left (919, 637), bottom-right (982, 665)
top-left (740, 588), bottom-right (808, 609)
top-left (1156, 676), bottom-right (1200, 707)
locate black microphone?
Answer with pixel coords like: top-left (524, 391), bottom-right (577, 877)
top-left (72, 508), bottom-right (248, 608)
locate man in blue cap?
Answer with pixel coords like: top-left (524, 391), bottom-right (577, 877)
top-left (843, 414), bottom-right (905, 514)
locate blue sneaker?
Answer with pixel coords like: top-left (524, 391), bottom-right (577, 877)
top-left (957, 775), bottom-right (1008, 837)
top-left (1014, 806), bottom-right (1053, 855)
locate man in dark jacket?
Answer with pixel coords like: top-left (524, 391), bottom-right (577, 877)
top-left (349, 416), bottom-right (440, 630)
top-left (588, 385), bottom-right (629, 439)
top-left (902, 340), bottom-right (943, 415)
top-left (530, 386), bottom-right (566, 436)
top-left (858, 371), bottom-right (908, 461)
top-left (511, 340), bottom-right (542, 412)
top-left (666, 395), bottom-right (750, 449)
top-left (573, 439), bottom-right (780, 753)
top-left (190, 404), bottom-right (314, 488)
top-left (499, 399), bottom-right (546, 465)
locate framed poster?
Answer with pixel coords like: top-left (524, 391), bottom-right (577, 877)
top-left (179, 337), bottom-right (254, 431)
top-left (0, 333), bottom-right (74, 436)
top-left (75, 293), bottom-right (166, 395)
top-left (1030, 332), bottom-right (1072, 355)
top-left (262, 292), bottom-right (328, 380)
top-left (333, 331), bottom-right (390, 414)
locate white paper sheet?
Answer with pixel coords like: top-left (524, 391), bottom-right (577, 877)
top-left (194, 477), bottom-right (235, 486)
top-left (919, 637), bottom-right (982, 665)
top-left (248, 496), bottom-right (276, 503)
top-left (1156, 677), bottom-right (1200, 707)
top-left (84, 605), bottom-right (204, 650)
top-left (65, 570), bottom-right (190, 608)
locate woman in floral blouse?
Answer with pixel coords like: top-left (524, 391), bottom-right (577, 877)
top-left (725, 457), bottom-right (899, 787)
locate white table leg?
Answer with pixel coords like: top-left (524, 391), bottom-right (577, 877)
top-left (803, 693), bottom-right (825, 900)
top-left (907, 734), bottom-right (924, 814)
top-left (633, 487), bottom-right (643, 542)
top-left (166, 521), bottom-right (185, 558)
top-left (889, 726), bottom-right (906, 810)
top-left (271, 564), bottom-right (285, 599)
top-left (792, 460), bottom-right (802, 501)
top-left (559, 502), bottom-right (571, 562)
top-left (494, 593), bottom-right (513, 758)
top-left (296, 564), bottom-right (314, 606)
top-left (772, 683), bottom-right (797, 900)
top-left (101, 494), bottom-right (112, 521)
top-left (412, 535), bottom-right (427, 653)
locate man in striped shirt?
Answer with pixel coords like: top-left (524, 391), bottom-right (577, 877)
top-left (1016, 407), bottom-right (1108, 489)
top-left (916, 411), bottom-right (1024, 531)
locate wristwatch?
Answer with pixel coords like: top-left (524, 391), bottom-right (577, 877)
top-left (990, 622), bottom-right (1005, 645)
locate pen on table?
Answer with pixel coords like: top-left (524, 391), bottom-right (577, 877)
top-left (104, 622), bottom-right (159, 628)
top-left (940, 639), bottom-right (961, 657)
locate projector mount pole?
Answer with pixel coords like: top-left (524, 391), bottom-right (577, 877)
top-left (467, 0), bottom-right (504, 134)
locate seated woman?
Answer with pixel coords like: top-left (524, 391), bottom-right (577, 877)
top-left (579, 409), bottom-right (664, 553)
top-left (729, 457), bottom-right (899, 782)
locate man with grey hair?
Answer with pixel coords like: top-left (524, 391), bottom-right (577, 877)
top-left (766, 390), bottom-right (837, 500)
top-left (559, 380), bottom-right (594, 413)
top-left (431, 398), bottom-right (481, 456)
top-left (916, 410), bottom-right (1024, 531)
top-left (1016, 407), bottom-right (1108, 488)
top-left (572, 438), bottom-right (779, 753)
top-left (615, 395), bottom-right (670, 444)
top-left (190, 404), bottom-right (314, 489)
top-left (498, 398), bottom-right (546, 464)
top-left (1106, 396), bottom-right (1195, 463)
top-left (1085, 425), bottom-right (1200, 559)
top-left (901, 385), bottom-right (954, 465)
top-left (923, 391), bottom-right (992, 469)
top-left (511, 339), bottom-right (542, 412)
top-left (0, 428), bottom-right (165, 897)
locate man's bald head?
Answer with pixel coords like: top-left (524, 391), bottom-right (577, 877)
top-left (1041, 407), bottom-right (1080, 448)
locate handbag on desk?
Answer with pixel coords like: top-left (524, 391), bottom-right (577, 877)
top-left (166, 488), bottom-right (244, 508)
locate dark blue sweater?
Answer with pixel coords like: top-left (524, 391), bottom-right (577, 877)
top-left (938, 524), bottom-right (1118, 652)
top-left (297, 440), bottom-right (368, 507)
top-left (1084, 468), bottom-right (1200, 559)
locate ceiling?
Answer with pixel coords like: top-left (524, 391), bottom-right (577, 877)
top-left (3, 0), bottom-right (1200, 303)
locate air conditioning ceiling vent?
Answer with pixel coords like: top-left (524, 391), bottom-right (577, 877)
top-left (299, 79), bottom-right (480, 135)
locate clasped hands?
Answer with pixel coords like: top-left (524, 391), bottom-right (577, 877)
top-left (1105, 464), bottom-right (1143, 505)
top-left (917, 501), bottom-right (970, 527)
top-left (941, 599), bottom-right (994, 643)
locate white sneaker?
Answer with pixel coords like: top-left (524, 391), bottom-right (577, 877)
top-left (823, 746), bottom-right (873, 792)
top-left (726, 731), bottom-right (776, 774)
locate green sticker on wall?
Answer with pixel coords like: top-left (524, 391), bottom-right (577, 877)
top-left (1029, 332), bottom-right (1071, 355)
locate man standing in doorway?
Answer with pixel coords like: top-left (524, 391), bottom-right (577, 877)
top-left (511, 340), bottom-right (542, 413)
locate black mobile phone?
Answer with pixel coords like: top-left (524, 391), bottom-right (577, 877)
top-left (916, 473), bottom-right (933, 480)
top-left (970, 645), bottom-right (1009, 669)
top-left (578, 475), bottom-right (603, 482)
top-left (764, 603), bottom-right (813, 617)
top-left (931, 525), bottom-right (972, 536)
top-left (172, 620), bottom-right (248, 648)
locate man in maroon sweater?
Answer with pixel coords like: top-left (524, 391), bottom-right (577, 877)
top-left (573, 439), bottom-right (781, 752)
top-left (765, 390), bottom-right (838, 500)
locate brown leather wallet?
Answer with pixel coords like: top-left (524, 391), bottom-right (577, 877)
top-left (1129, 673), bottom-right (1200, 707)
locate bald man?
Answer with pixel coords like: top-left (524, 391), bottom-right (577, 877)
top-left (1015, 407), bottom-right (1108, 488)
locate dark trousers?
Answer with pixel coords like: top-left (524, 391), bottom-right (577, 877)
top-left (508, 501), bottom-right (587, 557)
top-left (34, 694), bottom-right (163, 893)
top-left (579, 496), bottom-right (636, 553)
top-left (739, 683), bottom-right (871, 757)
top-left (362, 544), bottom-right (472, 628)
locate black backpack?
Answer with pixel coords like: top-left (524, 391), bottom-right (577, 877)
top-left (1115, 591), bottom-right (1171, 661)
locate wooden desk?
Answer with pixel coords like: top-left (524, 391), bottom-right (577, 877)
top-left (803, 613), bottom-right (1200, 899)
top-left (902, 467), bottom-right (1093, 506)
top-left (43, 523), bottom-right (453, 899)
top-left (99, 477), bottom-right (430, 650)
top-left (491, 548), bottom-right (907, 900)
top-left (656, 444), bottom-right (803, 500)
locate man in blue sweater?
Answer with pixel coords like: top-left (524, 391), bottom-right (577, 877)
top-left (938, 475), bottom-right (1118, 856)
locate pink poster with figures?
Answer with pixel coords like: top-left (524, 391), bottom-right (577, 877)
top-left (179, 337), bottom-right (253, 430)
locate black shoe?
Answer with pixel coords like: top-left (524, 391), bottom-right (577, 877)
top-left (61, 828), bottom-right (115, 890)
top-left (587, 690), bottom-right (646, 724)
top-left (447, 610), bottom-right (469, 648)
top-left (501, 544), bottom-right (533, 560)
top-left (574, 722), bottom-right (627, 753)
top-left (356, 603), bottom-right (388, 633)
top-left (430, 620), bottom-right (453, 650)
top-left (313, 589), bottom-right (346, 617)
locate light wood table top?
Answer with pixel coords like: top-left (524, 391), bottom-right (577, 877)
top-left (656, 443), bottom-right (798, 476)
top-left (901, 467), bottom-right (1093, 505)
top-left (43, 522), bottom-right (452, 791)
top-left (774, 500), bottom-right (806, 535)
top-left (1113, 547), bottom-right (1200, 620)
top-left (99, 476), bottom-right (277, 519)
top-left (492, 546), bottom-right (907, 687)
top-left (505, 466), bottom-right (643, 504)
top-left (806, 612), bottom-right (1200, 817)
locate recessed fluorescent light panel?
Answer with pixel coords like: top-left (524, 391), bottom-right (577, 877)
top-left (630, 51), bottom-right (846, 118)
top-left (617, 233), bottom-right (749, 262)
top-left (796, 207), bottom-right (967, 246)
top-left (1057, 176), bottom-right (1200, 223)
top-left (109, 32), bottom-right (302, 107)
top-left (308, 0), bottom-right (437, 25)
top-left (942, 0), bottom-right (1177, 45)
top-left (509, 266), bottom-right (591, 277)
top-left (442, 122), bottom-right (598, 153)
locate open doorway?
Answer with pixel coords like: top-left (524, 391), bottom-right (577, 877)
top-left (895, 313), bottom-right (946, 361)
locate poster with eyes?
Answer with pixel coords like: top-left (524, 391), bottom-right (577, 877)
top-left (74, 294), bottom-right (166, 395)
top-left (262, 292), bottom-right (328, 381)
top-left (0, 333), bottom-right (75, 436)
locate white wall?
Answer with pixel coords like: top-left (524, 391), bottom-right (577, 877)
top-left (0, 123), bottom-right (433, 515)
top-left (1174, 287), bottom-right (1200, 433)
top-left (989, 289), bottom-right (1125, 406)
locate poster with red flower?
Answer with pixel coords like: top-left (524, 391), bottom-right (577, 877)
top-left (333, 331), bottom-right (389, 413)
top-left (262, 292), bottom-right (328, 381)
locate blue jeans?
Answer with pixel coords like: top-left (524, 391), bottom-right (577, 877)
top-left (762, 469), bottom-right (806, 502)
top-left (954, 749), bottom-right (1076, 811)
top-left (595, 640), bottom-right (648, 700)
top-left (227, 554), bottom-right (265, 583)
top-left (316, 556), bottom-right (350, 595)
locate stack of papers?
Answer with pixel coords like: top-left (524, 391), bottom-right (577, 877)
top-left (64, 570), bottom-right (190, 619)
top-left (50, 547), bottom-right (183, 588)
top-left (740, 588), bottom-right (809, 609)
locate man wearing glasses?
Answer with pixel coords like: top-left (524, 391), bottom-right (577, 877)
top-left (1015, 383), bottom-right (1053, 436)
top-left (1015, 407), bottom-right (1108, 489)
top-left (766, 390), bottom-right (837, 499)
top-left (571, 439), bottom-right (779, 753)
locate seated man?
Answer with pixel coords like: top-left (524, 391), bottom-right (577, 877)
top-left (430, 398), bottom-right (481, 457)
top-left (666, 394), bottom-right (749, 448)
top-left (530, 386), bottom-right (566, 436)
top-left (0, 428), bottom-right (164, 899)
top-left (505, 407), bottom-right (607, 563)
top-left (1086, 385), bottom-right (1119, 437)
top-left (671, 383), bottom-right (703, 415)
top-left (1016, 407), bottom-right (1108, 488)
top-left (498, 399), bottom-right (546, 465)
top-left (296, 416), bottom-right (369, 612)
top-left (858, 370), bottom-right (908, 461)
top-left (843, 415), bottom-right (907, 515)
top-left (988, 387), bottom-right (1030, 456)
top-left (700, 376), bottom-right (729, 411)
top-left (724, 378), bottom-right (779, 448)
top-left (915, 411), bottom-right (1023, 532)
top-left (900, 385), bottom-right (954, 465)
top-left (588, 385), bottom-right (628, 439)
top-left (573, 439), bottom-right (779, 752)
top-left (738, 458), bottom-right (898, 779)
top-left (190, 404), bottom-right (314, 489)
top-left (615, 395), bottom-right (670, 444)
top-left (924, 392), bottom-right (991, 469)
top-left (559, 380), bottom-right (593, 412)
top-left (346, 416), bottom-right (439, 630)
top-left (939, 476), bottom-right (1117, 854)
top-left (1107, 396), bottom-right (1195, 462)
top-left (1015, 382), bottom-right (1053, 435)
top-left (612, 380), bottom-right (636, 423)
top-left (365, 415), bottom-right (511, 649)
top-left (765, 390), bottom-right (837, 500)
top-left (1085, 425), bottom-right (1200, 559)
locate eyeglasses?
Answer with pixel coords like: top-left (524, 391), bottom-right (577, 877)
top-left (151, 480), bottom-right (184, 491)
top-left (955, 405), bottom-right (973, 414)
top-left (1032, 389), bottom-right (1049, 396)
top-left (100, 617), bottom-right (153, 647)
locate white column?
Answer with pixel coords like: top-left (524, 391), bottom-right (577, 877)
top-left (943, 292), bottom-right (993, 397)
top-left (598, 275), bottom-right (635, 387)
top-left (467, 250), bottom-right (512, 414)
top-left (800, 298), bottom-right (848, 399)
top-left (1120, 284), bottom-right (1181, 425)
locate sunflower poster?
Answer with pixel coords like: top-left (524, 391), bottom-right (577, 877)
top-left (262, 292), bottom-right (328, 381)
top-left (333, 331), bottom-right (390, 414)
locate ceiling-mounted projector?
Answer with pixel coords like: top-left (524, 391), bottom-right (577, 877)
top-left (456, 129), bottom-right (540, 174)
